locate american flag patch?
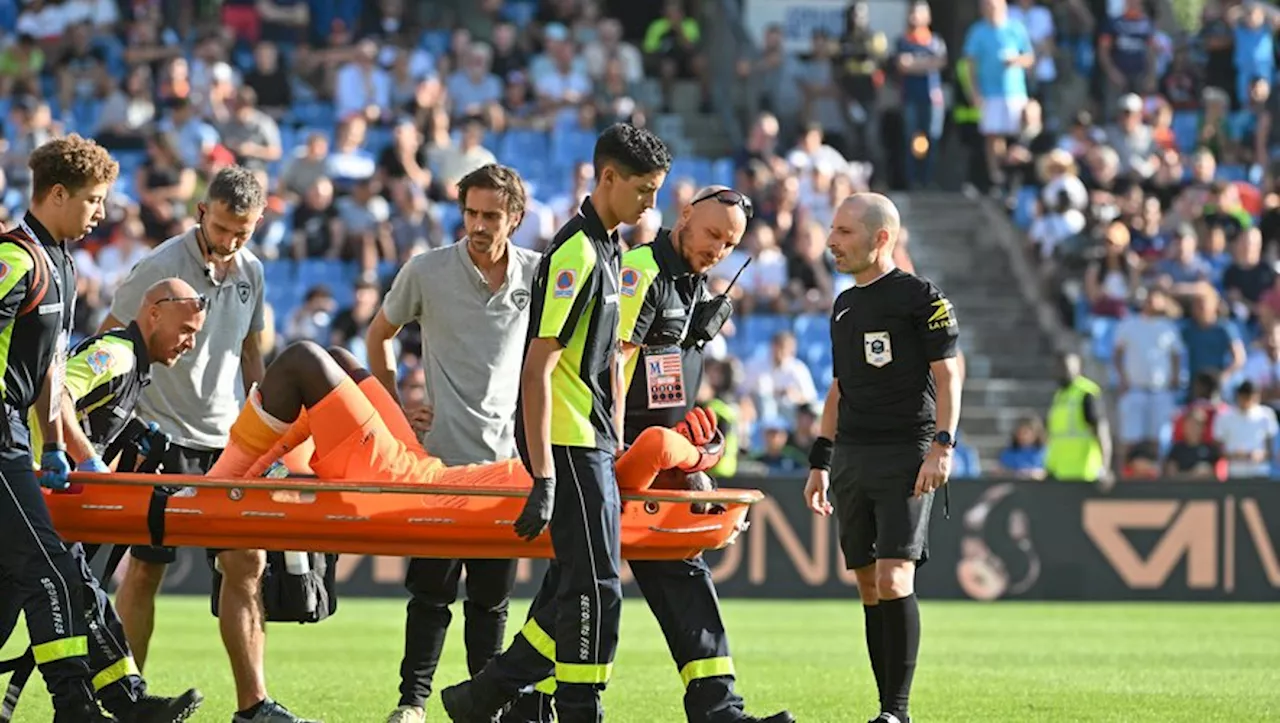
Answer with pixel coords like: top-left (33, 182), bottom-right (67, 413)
top-left (648, 355), bottom-right (682, 378)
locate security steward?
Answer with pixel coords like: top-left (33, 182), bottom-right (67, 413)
top-left (442, 123), bottom-right (672, 723)
top-left (0, 136), bottom-right (200, 723)
top-left (803, 194), bottom-right (962, 723)
top-left (5, 278), bottom-right (208, 722)
top-left (0, 134), bottom-right (122, 722)
top-left (506, 186), bottom-right (795, 723)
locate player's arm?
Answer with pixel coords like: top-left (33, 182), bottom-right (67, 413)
top-left (369, 259), bottom-right (425, 401)
top-left (522, 338), bottom-right (562, 478)
top-left (366, 308), bottom-right (404, 401)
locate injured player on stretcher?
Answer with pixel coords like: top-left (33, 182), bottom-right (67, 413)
top-left (208, 341), bottom-right (725, 498)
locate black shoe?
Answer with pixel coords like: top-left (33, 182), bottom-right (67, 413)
top-left (868, 714), bottom-right (910, 723)
top-left (440, 681), bottom-right (506, 723)
top-left (54, 703), bottom-right (116, 722)
top-left (119, 689), bottom-right (204, 722)
top-left (739, 713), bottom-right (796, 723)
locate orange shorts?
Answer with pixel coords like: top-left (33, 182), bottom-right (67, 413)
top-left (307, 378), bottom-right (531, 489)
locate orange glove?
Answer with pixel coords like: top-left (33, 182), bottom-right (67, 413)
top-left (673, 406), bottom-right (718, 446)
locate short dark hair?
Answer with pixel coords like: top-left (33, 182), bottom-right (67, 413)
top-left (592, 123), bottom-right (671, 179)
top-left (457, 163), bottom-right (527, 220)
top-left (206, 165), bottom-right (266, 216)
top-left (29, 134), bottom-right (119, 201)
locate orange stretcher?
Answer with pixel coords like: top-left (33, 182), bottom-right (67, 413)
top-left (45, 473), bottom-right (763, 561)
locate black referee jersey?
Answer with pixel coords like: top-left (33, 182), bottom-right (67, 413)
top-left (830, 268), bottom-right (959, 446)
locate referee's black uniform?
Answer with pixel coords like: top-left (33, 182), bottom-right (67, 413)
top-left (827, 267), bottom-right (958, 723)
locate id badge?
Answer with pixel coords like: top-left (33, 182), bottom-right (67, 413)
top-left (48, 331), bottom-right (67, 423)
top-left (644, 346), bottom-right (686, 410)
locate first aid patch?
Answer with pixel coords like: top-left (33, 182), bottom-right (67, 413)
top-left (85, 348), bottom-right (113, 375)
top-left (620, 267), bottom-right (639, 297)
top-left (553, 269), bottom-right (576, 299)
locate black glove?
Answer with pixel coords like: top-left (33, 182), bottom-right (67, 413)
top-left (515, 476), bottom-right (555, 542)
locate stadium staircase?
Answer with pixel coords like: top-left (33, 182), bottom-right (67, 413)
top-left (896, 193), bottom-right (1065, 471)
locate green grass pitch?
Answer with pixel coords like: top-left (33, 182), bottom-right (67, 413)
top-left (3, 597), bottom-right (1277, 722)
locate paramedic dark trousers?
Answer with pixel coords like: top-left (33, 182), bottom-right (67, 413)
top-left (0, 416), bottom-right (96, 711)
top-left (397, 557), bottom-right (517, 708)
top-left (492, 446), bottom-right (621, 721)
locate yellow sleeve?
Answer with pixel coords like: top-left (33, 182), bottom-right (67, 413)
top-left (537, 231), bottom-right (598, 345)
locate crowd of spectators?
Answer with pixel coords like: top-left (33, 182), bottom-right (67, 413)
top-left (0, 0), bottom-right (952, 477)
top-left (996, 0), bottom-right (1280, 481)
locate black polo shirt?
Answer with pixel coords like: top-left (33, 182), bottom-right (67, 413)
top-left (618, 230), bottom-right (708, 441)
top-left (0, 212), bottom-right (75, 432)
top-left (517, 196), bottom-right (622, 452)
top-left (830, 268), bottom-right (959, 446)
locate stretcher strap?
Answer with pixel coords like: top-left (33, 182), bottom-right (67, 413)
top-left (146, 487), bottom-right (169, 547)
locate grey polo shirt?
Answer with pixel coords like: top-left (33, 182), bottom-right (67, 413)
top-left (109, 227), bottom-right (265, 450)
top-left (382, 238), bottom-right (540, 466)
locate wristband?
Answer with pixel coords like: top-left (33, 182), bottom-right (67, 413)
top-left (808, 437), bottom-right (834, 471)
top-left (42, 442), bottom-right (66, 454)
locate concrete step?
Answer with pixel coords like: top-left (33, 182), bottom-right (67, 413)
top-left (959, 405), bottom-right (1046, 438)
top-left (963, 378), bottom-right (1058, 409)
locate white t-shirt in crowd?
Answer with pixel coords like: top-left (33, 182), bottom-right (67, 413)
top-left (1215, 404), bottom-right (1278, 478)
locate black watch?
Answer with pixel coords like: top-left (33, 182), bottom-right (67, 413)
top-left (933, 430), bottom-right (957, 449)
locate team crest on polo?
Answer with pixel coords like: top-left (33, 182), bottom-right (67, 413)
top-left (864, 331), bottom-right (892, 367)
top-left (237, 281), bottom-right (251, 304)
top-left (512, 288), bottom-right (530, 310)
top-left (85, 348), bottom-right (113, 375)
top-left (620, 267), bottom-right (639, 296)
top-left (553, 269), bottom-right (576, 299)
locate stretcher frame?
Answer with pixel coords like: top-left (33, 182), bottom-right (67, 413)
top-left (47, 473), bottom-right (765, 561)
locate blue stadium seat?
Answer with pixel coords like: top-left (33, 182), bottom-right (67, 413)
top-left (710, 157), bottom-right (736, 188)
top-left (1217, 165), bottom-right (1248, 183)
top-left (497, 130), bottom-right (550, 167)
top-left (1013, 186), bottom-right (1039, 230)
top-left (1088, 316), bottom-right (1119, 362)
top-left (503, 0), bottom-right (538, 28)
top-left (550, 128), bottom-right (597, 169)
top-left (793, 314), bottom-right (829, 345)
top-left (1172, 111), bottom-right (1200, 153)
top-left (419, 30), bottom-right (451, 58)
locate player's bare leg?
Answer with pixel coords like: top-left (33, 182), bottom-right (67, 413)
top-left (872, 559), bottom-right (918, 723)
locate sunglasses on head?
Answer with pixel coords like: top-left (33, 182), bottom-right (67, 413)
top-left (156, 294), bottom-right (208, 312)
top-left (691, 188), bottom-right (754, 220)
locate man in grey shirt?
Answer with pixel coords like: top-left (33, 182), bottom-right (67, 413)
top-left (100, 168), bottom-right (315, 723)
top-left (366, 164), bottom-right (540, 723)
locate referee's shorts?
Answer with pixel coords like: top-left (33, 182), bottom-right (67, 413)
top-left (829, 441), bottom-right (934, 570)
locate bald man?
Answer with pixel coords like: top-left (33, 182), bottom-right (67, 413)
top-left (54, 278), bottom-right (208, 472)
top-left (5, 277), bottom-right (208, 722)
top-left (444, 187), bottom-right (794, 723)
top-left (804, 194), bottom-right (962, 723)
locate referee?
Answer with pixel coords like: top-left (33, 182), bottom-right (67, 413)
top-left (803, 193), bottom-right (961, 723)
top-left (443, 123), bottom-right (672, 723)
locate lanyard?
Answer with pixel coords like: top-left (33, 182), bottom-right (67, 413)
top-left (18, 219), bottom-right (73, 337)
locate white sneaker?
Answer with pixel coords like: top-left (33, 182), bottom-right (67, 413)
top-left (385, 706), bottom-right (425, 723)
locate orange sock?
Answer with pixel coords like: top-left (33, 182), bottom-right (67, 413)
top-left (245, 408), bottom-right (312, 477)
top-left (207, 390), bottom-right (289, 479)
top-left (616, 427), bottom-right (701, 490)
top-left (357, 376), bottom-right (422, 450)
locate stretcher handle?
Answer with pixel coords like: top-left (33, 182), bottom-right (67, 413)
top-left (66, 472), bottom-right (767, 506)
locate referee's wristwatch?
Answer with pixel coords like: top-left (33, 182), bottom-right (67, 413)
top-left (932, 430), bottom-right (958, 450)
